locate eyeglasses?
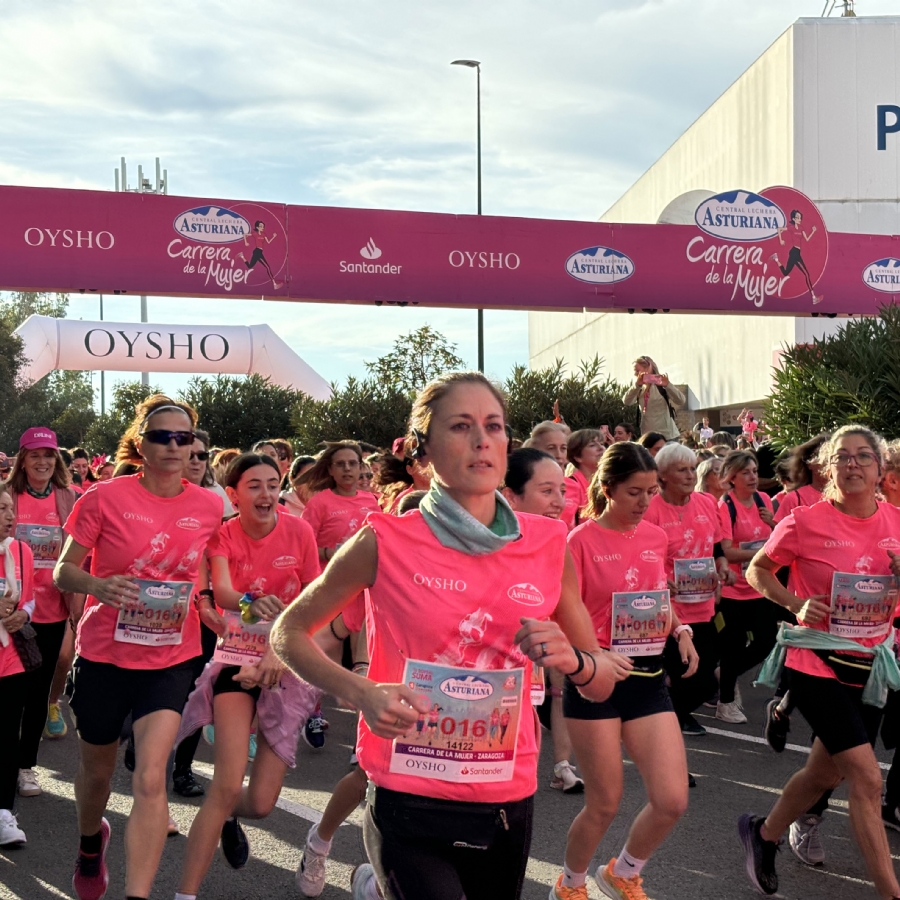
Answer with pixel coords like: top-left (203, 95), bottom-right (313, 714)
top-left (831, 452), bottom-right (878, 468)
top-left (140, 429), bottom-right (195, 447)
top-left (190, 451), bottom-right (210, 462)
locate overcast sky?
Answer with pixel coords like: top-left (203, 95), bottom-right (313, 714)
top-left (2, 0), bottom-right (894, 402)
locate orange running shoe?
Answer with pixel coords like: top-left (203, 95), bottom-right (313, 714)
top-left (549, 872), bottom-right (588, 900)
top-left (595, 858), bottom-right (648, 900)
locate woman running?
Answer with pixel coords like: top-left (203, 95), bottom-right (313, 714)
top-left (696, 456), bottom-right (726, 502)
top-left (565, 430), bottom-right (603, 523)
top-left (174, 452), bottom-right (320, 896)
top-left (553, 441), bottom-right (698, 900)
top-left (280, 456), bottom-right (315, 517)
top-left (715, 449), bottom-right (777, 724)
top-left (0, 485), bottom-right (36, 847)
top-left (772, 433), bottom-right (830, 523)
top-left (272, 371), bottom-right (619, 900)
top-left (54, 396), bottom-right (223, 900)
top-left (7, 428), bottom-right (80, 782)
top-left (770, 209), bottom-right (822, 305)
top-left (525, 422), bottom-right (579, 529)
top-left (239, 220), bottom-right (282, 289)
top-left (646, 443), bottom-right (732, 737)
top-left (503, 447), bottom-right (584, 794)
top-left (740, 425), bottom-right (900, 899)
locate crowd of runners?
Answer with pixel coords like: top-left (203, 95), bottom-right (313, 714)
top-left (0, 354), bottom-right (899, 899)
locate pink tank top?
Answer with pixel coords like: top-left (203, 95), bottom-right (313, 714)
top-left (358, 509), bottom-right (567, 803)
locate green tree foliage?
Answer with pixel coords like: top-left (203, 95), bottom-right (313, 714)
top-left (765, 304), bottom-right (900, 449)
top-left (180, 375), bottom-right (298, 450)
top-left (365, 325), bottom-right (466, 394)
top-left (504, 356), bottom-right (637, 439)
top-left (0, 291), bottom-right (68, 332)
top-left (293, 377), bottom-right (411, 452)
top-left (84, 381), bottom-right (162, 454)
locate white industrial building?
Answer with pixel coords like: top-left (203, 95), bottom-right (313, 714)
top-left (528, 15), bottom-right (900, 428)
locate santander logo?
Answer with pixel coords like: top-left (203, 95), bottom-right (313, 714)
top-left (507, 583), bottom-right (544, 606)
top-left (360, 238), bottom-right (382, 260)
top-left (176, 517), bottom-right (201, 531)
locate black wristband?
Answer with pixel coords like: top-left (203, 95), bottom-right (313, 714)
top-left (329, 619), bottom-right (343, 642)
top-left (568, 647), bottom-right (585, 678)
top-left (713, 542), bottom-right (725, 559)
top-left (569, 650), bottom-right (597, 688)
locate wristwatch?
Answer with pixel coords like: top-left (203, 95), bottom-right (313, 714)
top-left (674, 624), bottom-right (694, 639)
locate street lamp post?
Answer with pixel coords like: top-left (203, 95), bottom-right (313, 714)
top-left (451, 59), bottom-right (484, 372)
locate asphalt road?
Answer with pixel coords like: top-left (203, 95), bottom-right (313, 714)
top-left (1, 672), bottom-right (892, 900)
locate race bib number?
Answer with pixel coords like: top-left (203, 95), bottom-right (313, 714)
top-left (674, 557), bottom-right (717, 604)
top-left (213, 611), bottom-right (272, 666)
top-left (15, 523), bottom-right (63, 569)
top-left (739, 540), bottom-right (766, 576)
top-left (530, 664), bottom-right (545, 706)
top-left (114, 579), bottom-right (192, 646)
top-left (830, 572), bottom-right (898, 639)
top-left (390, 659), bottom-right (522, 784)
top-left (611, 590), bottom-right (671, 656)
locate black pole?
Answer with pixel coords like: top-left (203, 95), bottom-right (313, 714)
top-left (99, 294), bottom-right (105, 416)
top-left (476, 64), bottom-right (484, 373)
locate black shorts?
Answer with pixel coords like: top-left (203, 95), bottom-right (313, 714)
top-left (789, 668), bottom-right (884, 755)
top-left (212, 665), bottom-right (261, 702)
top-left (70, 656), bottom-right (200, 746)
top-left (563, 660), bottom-right (673, 723)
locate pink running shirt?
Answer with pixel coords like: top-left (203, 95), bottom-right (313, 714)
top-left (358, 510), bottom-right (566, 803)
top-left (0, 540), bottom-right (35, 678)
top-left (718, 492), bottom-right (774, 601)
top-left (302, 489), bottom-right (380, 573)
top-left (765, 500), bottom-right (900, 680)
top-left (14, 491), bottom-right (68, 623)
top-left (66, 475), bottom-right (223, 670)
top-left (773, 484), bottom-right (823, 524)
top-left (567, 519), bottom-right (669, 647)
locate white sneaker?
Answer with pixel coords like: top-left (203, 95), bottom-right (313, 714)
top-left (296, 826), bottom-right (328, 897)
top-left (0, 809), bottom-right (26, 846)
top-left (17, 769), bottom-right (41, 797)
top-left (550, 760), bottom-right (584, 794)
top-left (789, 814), bottom-right (825, 866)
top-left (351, 863), bottom-right (379, 900)
top-left (716, 701), bottom-right (748, 724)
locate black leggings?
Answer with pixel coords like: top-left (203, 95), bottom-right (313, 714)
top-left (776, 246), bottom-right (816, 296)
top-left (19, 619), bottom-right (66, 769)
top-left (717, 598), bottom-right (778, 704)
top-left (663, 619), bottom-right (720, 721)
top-left (364, 788), bottom-right (533, 900)
top-left (0, 672), bottom-right (28, 810)
top-left (173, 623), bottom-right (217, 774)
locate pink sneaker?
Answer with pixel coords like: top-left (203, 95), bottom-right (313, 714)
top-left (72, 817), bottom-right (110, 900)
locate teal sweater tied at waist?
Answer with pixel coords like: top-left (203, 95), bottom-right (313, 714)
top-left (755, 622), bottom-right (900, 708)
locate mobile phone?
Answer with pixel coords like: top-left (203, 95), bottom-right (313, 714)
top-left (642, 373), bottom-right (663, 386)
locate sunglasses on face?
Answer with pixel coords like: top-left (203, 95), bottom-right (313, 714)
top-left (140, 429), bottom-right (195, 447)
top-left (190, 451), bottom-right (210, 462)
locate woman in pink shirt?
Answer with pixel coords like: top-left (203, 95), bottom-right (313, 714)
top-left (55, 396), bottom-right (223, 900)
top-left (559, 441), bottom-right (698, 900)
top-left (565, 429), bottom-right (603, 522)
top-left (273, 372), bottom-right (618, 900)
top-left (773, 432), bottom-right (830, 523)
top-left (740, 425), bottom-right (900, 900)
top-left (526, 421), bottom-right (580, 530)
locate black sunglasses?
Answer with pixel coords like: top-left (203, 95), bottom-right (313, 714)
top-left (140, 429), bottom-right (195, 447)
top-left (190, 450), bottom-right (210, 462)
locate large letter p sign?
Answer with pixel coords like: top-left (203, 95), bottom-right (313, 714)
top-left (878, 105), bottom-right (900, 151)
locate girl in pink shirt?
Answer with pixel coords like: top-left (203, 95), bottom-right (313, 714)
top-left (773, 432), bottom-right (830, 524)
top-left (740, 426), bottom-right (900, 900)
top-left (562, 441), bottom-right (698, 900)
top-left (55, 397), bottom-right (223, 900)
top-left (272, 372), bottom-right (618, 900)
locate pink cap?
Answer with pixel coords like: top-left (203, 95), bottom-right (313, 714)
top-left (19, 427), bottom-right (59, 451)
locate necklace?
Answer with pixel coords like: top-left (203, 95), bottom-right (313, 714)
top-left (25, 482), bottom-right (53, 500)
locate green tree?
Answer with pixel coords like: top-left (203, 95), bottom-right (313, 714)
top-left (180, 375), bottom-right (298, 450)
top-left (504, 356), bottom-right (637, 439)
top-left (765, 303), bottom-right (900, 449)
top-left (0, 290), bottom-right (69, 332)
top-left (84, 380), bottom-right (162, 454)
top-left (365, 325), bottom-right (466, 394)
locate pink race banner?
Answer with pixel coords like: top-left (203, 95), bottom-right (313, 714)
top-left (2, 184), bottom-right (898, 315)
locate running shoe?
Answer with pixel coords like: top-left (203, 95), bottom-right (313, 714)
top-left (595, 858), bottom-right (648, 900)
top-left (303, 713), bottom-right (327, 750)
top-left (688, 773), bottom-right (697, 789)
top-left (44, 702), bottom-right (68, 739)
top-left (703, 690), bottom-right (719, 709)
top-left (72, 817), bottom-right (110, 900)
top-left (172, 768), bottom-right (205, 798)
top-left (296, 827), bottom-right (328, 897)
top-left (351, 863), bottom-right (378, 900)
top-left (883, 803), bottom-right (900, 832)
top-left (17, 769), bottom-right (41, 797)
top-left (549, 873), bottom-right (588, 899)
top-left (0, 809), bottom-right (26, 846)
top-left (737, 814), bottom-right (778, 895)
top-left (789, 814), bottom-right (824, 866)
top-left (248, 732), bottom-right (258, 761)
top-left (202, 724), bottom-right (215, 746)
top-left (763, 698), bottom-right (790, 752)
top-left (550, 761), bottom-right (585, 794)
top-left (716, 701), bottom-right (747, 724)
top-left (680, 715), bottom-right (707, 736)
top-left (221, 817), bottom-right (249, 869)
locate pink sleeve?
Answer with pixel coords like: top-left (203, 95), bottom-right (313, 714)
top-left (341, 591), bottom-right (366, 634)
top-left (65, 487), bottom-right (103, 550)
top-left (19, 542), bottom-right (35, 607)
top-left (301, 494), bottom-right (324, 538)
top-left (717, 501), bottom-right (733, 542)
top-left (206, 524), bottom-right (229, 560)
top-left (764, 515), bottom-right (800, 568)
top-left (566, 530), bottom-right (586, 594)
top-left (773, 491), bottom-right (797, 524)
top-left (296, 519), bottom-right (320, 585)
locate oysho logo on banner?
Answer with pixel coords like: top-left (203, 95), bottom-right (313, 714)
top-left (862, 258), bottom-right (900, 294)
top-left (340, 238), bottom-right (402, 274)
top-left (566, 246), bottom-right (634, 285)
top-left (172, 207), bottom-right (250, 244)
top-left (694, 191), bottom-right (786, 242)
